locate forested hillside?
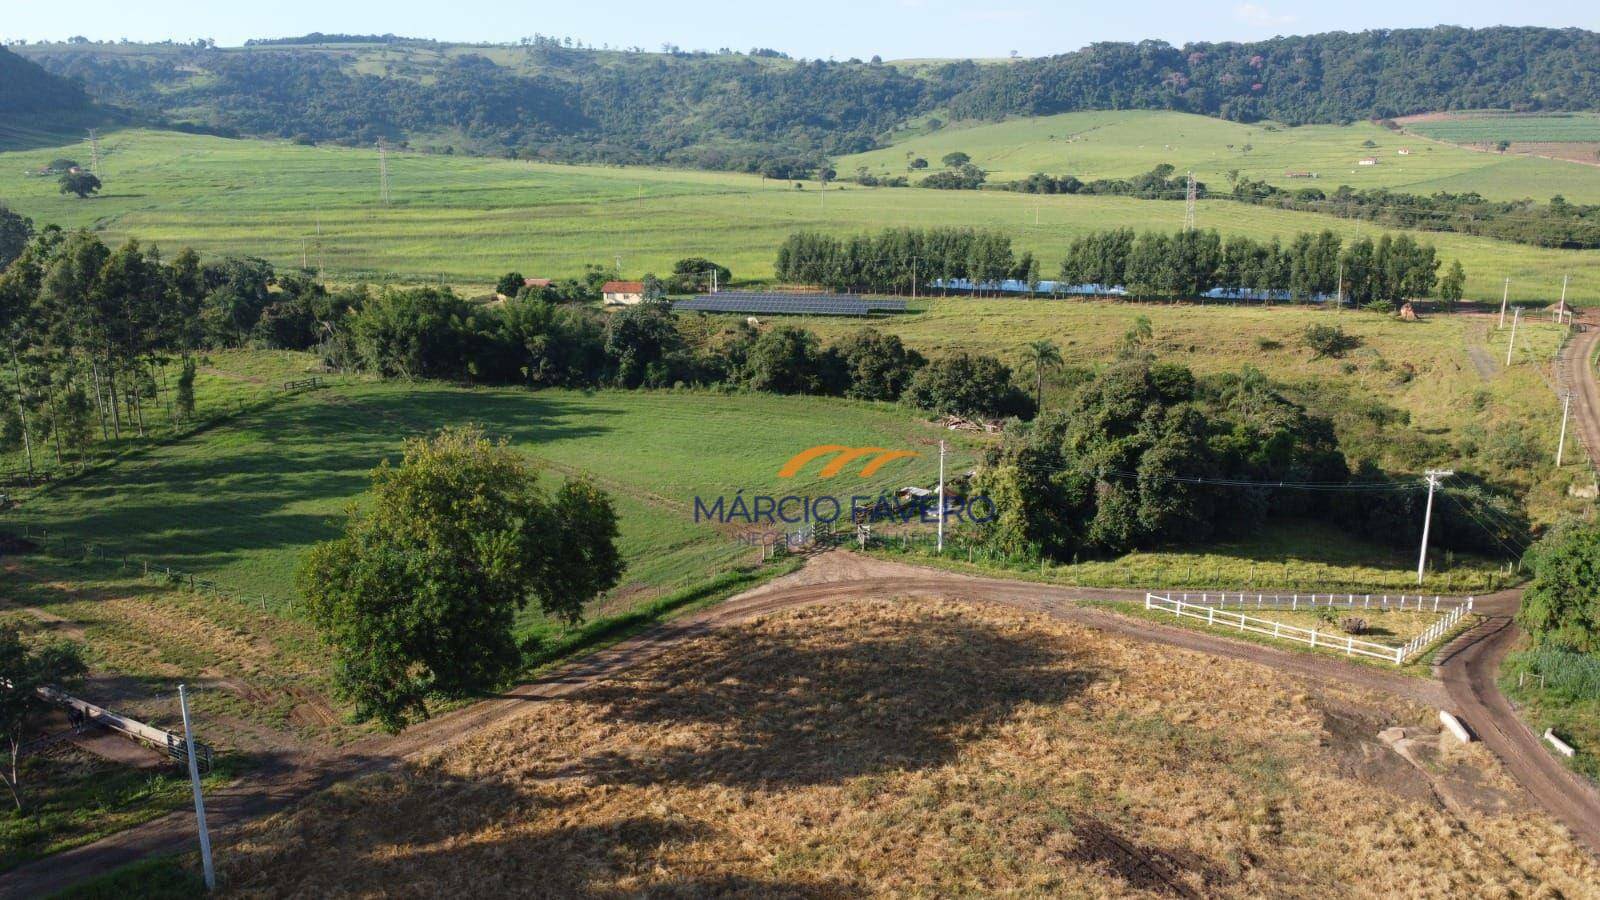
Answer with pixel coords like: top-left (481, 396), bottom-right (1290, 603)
top-left (0, 45), bottom-right (91, 116)
top-left (13, 26), bottom-right (1600, 169)
top-left (951, 27), bottom-right (1600, 124)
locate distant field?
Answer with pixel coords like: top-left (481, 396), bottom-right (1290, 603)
top-left (838, 109), bottom-right (1600, 203)
top-left (0, 129), bottom-right (1597, 303)
top-left (1402, 113), bottom-right (1600, 145)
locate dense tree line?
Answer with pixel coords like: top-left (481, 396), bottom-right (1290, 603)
top-left (775, 228), bottom-right (1039, 294)
top-left (1001, 164), bottom-right (1197, 198)
top-left (0, 227), bottom-right (1037, 475)
top-left (972, 356), bottom-right (1521, 562)
top-left (947, 27), bottom-right (1600, 125)
top-left (1227, 177), bottom-right (1600, 250)
top-left (1059, 227), bottom-right (1445, 305)
top-left (24, 26), bottom-right (1600, 168)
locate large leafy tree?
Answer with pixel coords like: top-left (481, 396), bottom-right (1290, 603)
top-left (1518, 522), bottom-right (1600, 653)
top-left (300, 426), bottom-right (622, 731)
top-left (0, 626), bottom-right (86, 811)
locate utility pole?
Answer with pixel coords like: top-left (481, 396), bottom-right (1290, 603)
top-left (1498, 278), bottom-right (1509, 329)
top-left (377, 140), bottom-right (390, 205)
top-left (1183, 171), bottom-right (1197, 232)
top-left (1557, 391), bottom-right (1573, 467)
top-left (1417, 469), bottom-right (1453, 586)
top-left (178, 685), bottom-right (215, 891)
top-left (911, 257), bottom-right (918, 301)
top-left (87, 128), bottom-right (100, 178)
top-left (1506, 306), bottom-right (1521, 367)
top-left (936, 440), bottom-right (946, 555)
top-left (1558, 274), bottom-right (1569, 322)
top-left (1335, 257), bottom-right (1344, 312)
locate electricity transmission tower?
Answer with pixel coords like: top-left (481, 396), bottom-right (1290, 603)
top-left (87, 128), bottom-right (100, 177)
top-left (377, 141), bottom-right (391, 205)
top-left (1182, 171), bottom-right (1197, 232)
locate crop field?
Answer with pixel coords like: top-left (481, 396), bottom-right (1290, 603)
top-left (0, 129), bottom-right (1597, 302)
top-left (216, 599), bottom-right (1600, 896)
top-left (839, 109), bottom-right (1600, 203)
top-left (1401, 113), bottom-right (1600, 145)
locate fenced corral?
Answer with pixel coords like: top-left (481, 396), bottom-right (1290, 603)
top-left (1144, 593), bottom-right (1473, 665)
top-left (1172, 591), bottom-right (1473, 613)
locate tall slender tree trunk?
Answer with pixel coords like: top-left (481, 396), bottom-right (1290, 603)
top-left (89, 358), bottom-right (109, 440)
top-left (46, 383), bottom-right (63, 467)
top-left (130, 366), bottom-right (146, 437)
top-left (107, 368), bottom-right (123, 439)
top-left (8, 341), bottom-right (34, 479)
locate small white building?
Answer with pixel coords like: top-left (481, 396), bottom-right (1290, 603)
top-left (601, 280), bottom-right (646, 305)
top-left (1357, 157), bottom-right (1379, 166)
top-left (1397, 148), bottom-right (1411, 156)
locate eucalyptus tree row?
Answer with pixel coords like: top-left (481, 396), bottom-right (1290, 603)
top-left (0, 227), bottom-right (205, 474)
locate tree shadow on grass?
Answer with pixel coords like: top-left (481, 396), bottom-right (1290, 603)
top-left (564, 605), bottom-right (1099, 789)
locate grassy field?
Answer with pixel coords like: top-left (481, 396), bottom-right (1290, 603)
top-left (215, 599), bottom-right (1600, 896)
top-left (838, 109), bottom-right (1600, 203)
top-left (0, 129), bottom-right (1597, 302)
top-left (8, 377), bottom-right (981, 616)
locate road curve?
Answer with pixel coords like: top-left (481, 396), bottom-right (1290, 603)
top-left (8, 555), bottom-right (1589, 898)
top-left (1436, 594), bottom-right (1600, 856)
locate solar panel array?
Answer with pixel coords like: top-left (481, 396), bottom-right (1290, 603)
top-left (674, 292), bottom-right (907, 316)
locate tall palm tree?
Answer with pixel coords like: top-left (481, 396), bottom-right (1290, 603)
top-left (1023, 339), bottom-right (1063, 414)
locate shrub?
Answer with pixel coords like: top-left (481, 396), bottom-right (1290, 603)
top-left (1339, 616), bottom-right (1368, 635)
top-left (1303, 324), bottom-right (1361, 359)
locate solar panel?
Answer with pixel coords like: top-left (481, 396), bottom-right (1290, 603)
top-left (674, 292), bottom-right (907, 316)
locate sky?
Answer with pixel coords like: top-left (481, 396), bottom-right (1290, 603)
top-left (2, 0), bottom-right (1595, 60)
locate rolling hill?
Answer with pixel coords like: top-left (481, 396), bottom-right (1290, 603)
top-left (1, 128), bottom-right (1596, 300)
top-left (13, 26), bottom-right (1600, 169)
top-left (838, 109), bottom-right (1600, 203)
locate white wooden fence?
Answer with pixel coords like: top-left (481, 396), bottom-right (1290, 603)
top-left (1174, 592), bottom-right (1473, 613)
top-left (1145, 593), bottom-right (1472, 665)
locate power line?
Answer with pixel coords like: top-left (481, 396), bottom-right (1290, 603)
top-left (377, 140), bottom-right (390, 206)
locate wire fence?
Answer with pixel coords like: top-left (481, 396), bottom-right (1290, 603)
top-left (11, 525), bottom-right (296, 616)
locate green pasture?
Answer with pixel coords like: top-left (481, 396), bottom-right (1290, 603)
top-left (838, 109), bottom-right (1600, 203)
top-left (0, 129), bottom-right (1596, 303)
top-left (9, 379), bottom-right (979, 627)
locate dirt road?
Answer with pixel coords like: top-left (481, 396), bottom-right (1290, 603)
top-left (8, 551), bottom-right (1591, 898)
top-left (1559, 324), bottom-right (1600, 473)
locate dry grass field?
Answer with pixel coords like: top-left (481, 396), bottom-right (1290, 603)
top-left (218, 599), bottom-right (1599, 897)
